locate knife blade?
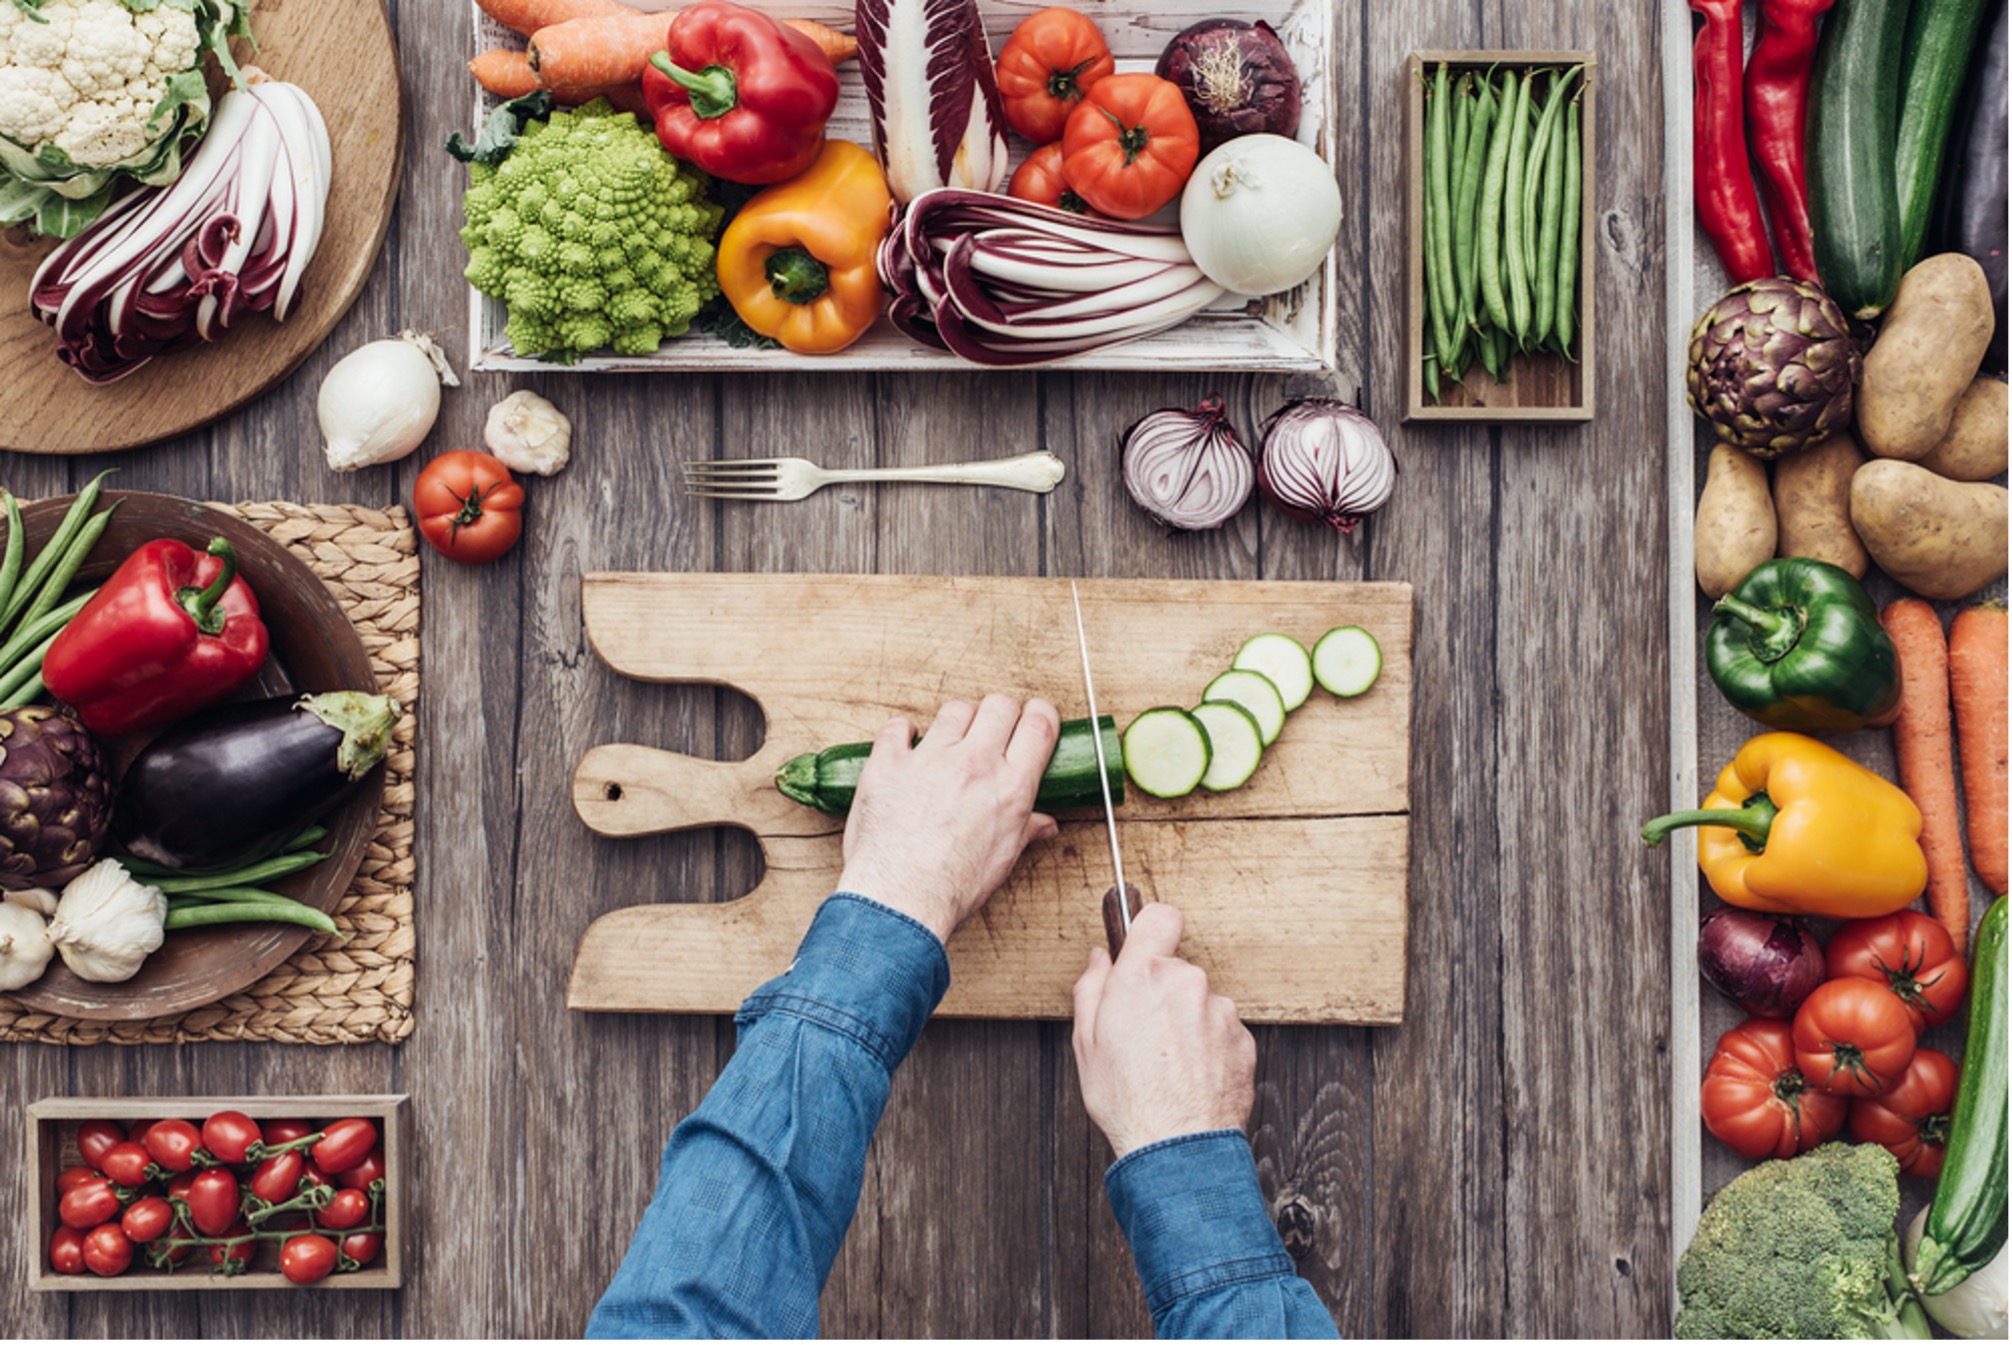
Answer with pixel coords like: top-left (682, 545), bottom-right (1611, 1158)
top-left (1069, 581), bottom-right (1142, 955)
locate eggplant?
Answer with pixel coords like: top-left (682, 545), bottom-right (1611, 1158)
top-left (1933, 0), bottom-right (2009, 372)
top-left (114, 691), bottom-right (400, 871)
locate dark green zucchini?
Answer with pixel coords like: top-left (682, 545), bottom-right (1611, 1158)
top-left (1809, 0), bottom-right (1912, 318)
top-left (1896, 0), bottom-right (1991, 269)
top-left (775, 715), bottom-right (1123, 816)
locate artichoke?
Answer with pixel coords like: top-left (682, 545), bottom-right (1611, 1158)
top-left (0, 706), bottom-right (111, 892)
top-left (1687, 277), bottom-right (1862, 459)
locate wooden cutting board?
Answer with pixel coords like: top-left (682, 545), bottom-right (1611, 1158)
top-left (568, 574), bottom-right (1414, 1024)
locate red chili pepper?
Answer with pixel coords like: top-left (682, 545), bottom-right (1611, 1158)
top-left (1746, 0), bottom-right (1834, 282)
top-left (642, 0), bottom-right (840, 186)
top-left (42, 537), bottom-right (269, 737)
top-left (1691, 0), bottom-right (1777, 283)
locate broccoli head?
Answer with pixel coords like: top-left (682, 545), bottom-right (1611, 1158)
top-left (1676, 1143), bottom-right (1929, 1340)
top-left (461, 100), bottom-right (722, 363)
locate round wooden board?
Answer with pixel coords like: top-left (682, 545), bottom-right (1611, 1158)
top-left (0, 0), bottom-right (403, 455)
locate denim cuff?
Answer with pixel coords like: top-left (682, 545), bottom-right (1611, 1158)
top-left (1106, 1130), bottom-right (1296, 1318)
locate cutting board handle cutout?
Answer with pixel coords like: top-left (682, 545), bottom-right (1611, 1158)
top-left (574, 742), bottom-right (832, 838)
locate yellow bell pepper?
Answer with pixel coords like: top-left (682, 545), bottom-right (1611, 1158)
top-left (1642, 732), bottom-right (1927, 919)
top-left (715, 139), bottom-right (891, 355)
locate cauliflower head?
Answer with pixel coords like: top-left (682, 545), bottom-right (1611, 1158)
top-left (461, 100), bottom-right (724, 363)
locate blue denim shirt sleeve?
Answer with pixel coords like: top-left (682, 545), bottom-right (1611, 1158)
top-left (587, 893), bottom-right (949, 1339)
top-left (1106, 1131), bottom-right (1339, 1339)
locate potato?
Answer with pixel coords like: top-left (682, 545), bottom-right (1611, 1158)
top-left (1859, 254), bottom-right (1996, 460)
top-left (1774, 432), bottom-right (1869, 578)
top-left (1849, 459), bottom-right (2009, 600)
top-left (1915, 377), bottom-right (2009, 482)
top-left (1695, 444), bottom-right (1776, 599)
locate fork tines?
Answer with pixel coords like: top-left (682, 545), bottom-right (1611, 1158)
top-left (683, 458), bottom-right (784, 499)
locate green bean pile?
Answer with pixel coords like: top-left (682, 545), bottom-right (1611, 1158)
top-left (0, 473), bottom-right (115, 711)
top-left (122, 827), bottom-right (344, 938)
top-left (1422, 62), bottom-right (1587, 403)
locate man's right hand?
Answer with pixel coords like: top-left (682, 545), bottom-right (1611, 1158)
top-left (1070, 903), bottom-right (1257, 1160)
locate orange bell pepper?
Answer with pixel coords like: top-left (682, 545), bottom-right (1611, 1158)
top-left (1642, 731), bottom-right (1927, 919)
top-left (715, 139), bottom-right (891, 354)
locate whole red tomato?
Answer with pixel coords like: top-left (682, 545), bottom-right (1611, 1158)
top-left (317, 1188), bottom-right (371, 1231)
top-left (995, 7), bottom-right (1116, 144)
top-left (336, 1147), bottom-right (386, 1191)
top-left (340, 1230), bottom-right (383, 1268)
top-left (121, 1196), bottom-right (174, 1244)
top-left (82, 1223), bottom-right (132, 1277)
top-left (1060, 73), bottom-right (1200, 220)
top-left (282, 1233), bottom-right (340, 1285)
top-left (1826, 911), bottom-right (1970, 1033)
top-left (211, 1222), bottom-right (255, 1271)
top-left (415, 451), bottom-right (525, 564)
top-left (251, 1149), bottom-right (305, 1204)
top-left (1850, 1047), bottom-right (1959, 1178)
top-left (100, 1141), bottom-right (153, 1189)
top-left (166, 1172), bottom-right (196, 1204)
top-left (56, 1164), bottom-right (101, 1197)
top-left (76, 1119), bottom-right (127, 1169)
top-left (263, 1118), bottom-right (314, 1148)
top-left (48, 1225), bottom-right (87, 1274)
top-left (186, 1168), bottom-right (241, 1237)
top-left (1007, 143), bottom-right (1092, 214)
top-left (1700, 1018), bottom-right (1848, 1160)
top-left (311, 1119), bottom-right (378, 1174)
top-left (202, 1111), bottom-right (264, 1166)
top-left (141, 1118), bottom-right (205, 1173)
top-left (59, 1176), bottom-right (125, 1230)
top-left (1793, 978), bottom-right (1917, 1097)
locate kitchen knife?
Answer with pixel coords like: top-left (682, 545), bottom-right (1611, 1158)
top-left (1070, 581), bottom-right (1144, 955)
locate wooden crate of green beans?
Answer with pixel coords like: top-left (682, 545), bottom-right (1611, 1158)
top-left (1403, 52), bottom-right (1597, 424)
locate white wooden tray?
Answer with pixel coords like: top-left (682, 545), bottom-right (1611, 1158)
top-left (467, 0), bottom-right (1337, 372)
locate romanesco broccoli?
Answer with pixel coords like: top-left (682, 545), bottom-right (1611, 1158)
top-left (1676, 1143), bottom-right (1930, 1340)
top-left (461, 99), bottom-right (722, 363)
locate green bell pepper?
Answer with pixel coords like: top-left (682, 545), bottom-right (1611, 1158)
top-left (1706, 558), bottom-right (1901, 732)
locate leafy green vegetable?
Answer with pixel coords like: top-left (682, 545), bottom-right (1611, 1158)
top-left (445, 91), bottom-right (555, 167)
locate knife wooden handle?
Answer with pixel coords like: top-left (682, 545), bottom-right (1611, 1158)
top-left (1101, 882), bottom-right (1144, 957)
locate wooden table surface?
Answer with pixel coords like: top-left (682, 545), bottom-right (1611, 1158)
top-left (0, 0), bottom-right (1673, 1335)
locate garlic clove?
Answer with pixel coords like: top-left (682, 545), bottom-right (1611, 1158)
top-left (4, 886), bottom-right (60, 917)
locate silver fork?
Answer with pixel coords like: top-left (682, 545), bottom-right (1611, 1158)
top-left (683, 451), bottom-right (1067, 501)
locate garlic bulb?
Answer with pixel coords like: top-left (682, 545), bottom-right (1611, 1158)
top-left (45, 859), bottom-right (166, 984)
top-left (320, 331), bottom-right (460, 472)
top-left (4, 886), bottom-right (58, 917)
top-left (484, 390), bottom-right (572, 476)
top-left (0, 902), bottom-right (54, 991)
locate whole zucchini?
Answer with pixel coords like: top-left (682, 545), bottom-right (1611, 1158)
top-left (776, 715), bottom-right (1122, 816)
top-left (1913, 894), bottom-right (2008, 1297)
top-left (1809, 0), bottom-right (1912, 318)
top-left (1895, 0), bottom-right (1991, 269)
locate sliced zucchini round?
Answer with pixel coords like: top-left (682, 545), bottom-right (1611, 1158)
top-left (1189, 700), bottom-right (1264, 792)
top-left (1203, 669), bottom-right (1286, 746)
top-left (1122, 707), bottom-right (1211, 800)
top-left (1231, 632), bottom-right (1314, 711)
top-left (1313, 625), bottom-right (1383, 697)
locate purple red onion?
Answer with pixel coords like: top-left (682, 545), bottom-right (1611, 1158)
top-left (1120, 395), bottom-right (1255, 530)
top-left (1698, 908), bottom-right (1826, 1018)
top-left (1156, 18), bottom-right (1303, 154)
top-left (1257, 398), bottom-right (1397, 532)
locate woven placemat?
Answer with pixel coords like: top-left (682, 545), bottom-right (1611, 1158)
top-left (0, 502), bottom-right (419, 1047)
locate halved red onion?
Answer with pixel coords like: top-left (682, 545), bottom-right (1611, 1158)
top-left (1258, 398), bottom-right (1397, 532)
top-left (1120, 395), bottom-right (1254, 530)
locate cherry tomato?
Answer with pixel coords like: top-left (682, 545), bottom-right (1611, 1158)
top-left (151, 1237), bottom-right (192, 1266)
top-left (82, 1222), bottom-right (132, 1277)
top-left (141, 1118), bottom-right (205, 1173)
top-left (415, 450), bottom-right (525, 564)
top-left (281, 1233), bottom-right (339, 1284)
top-left (56, 1164), bottom-right (101, 1196)
top-left (1793, 978), bottom-right (1918, 1097)
top-left (316, 1187), bottom-right (371, 1231)
top-left (59, 1176), bottom-right (124, 1230)
top-left (301, 1159), bottom-right (335, 1195)
top-left (100, 1141), bottom-right (153, 1188)
top-left (336, 1147), bottom-right (386, 1191)
top-left (263, 1118), bottom-right (315, 1148)
top-left (1700, 1018), bottom-right (1848, 1160)
top-left (1850, 1047), bottom-right (1960, 1178)
top-left (340, 1230), bottom-right (382, 1267)
top-left (120, 1196), bottom-right (174, 1243)
top-left (186, 1168), bottom-right (241, 1237)
top-left (202, 1111), bottom-right (264, 1166)
top-left (251, 1149), bottom-right (305, 1204)
top-left (166, 1172), bottom-right (196, 1204)
top-left (210, 1221), bottom-right (255, 1270)
top-left (994, 7), bottom-right (1116, 144)
top-left (1826, 911), bottom-right (1970, 1033)
top-left (1006, 143), bottom-right (1093, 214)
top-left (76, 1119), bottom-right (127, 1169)
top-left (48, 1225), bottom-right (87, 1274)
top-left (1060, 73), bottom-right (1200, 220)
top-left (311, 1118), bottom-right (378, 1174)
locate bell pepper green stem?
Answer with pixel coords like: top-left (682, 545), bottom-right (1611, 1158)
top-left (176, 537), bottom-right (237, 636)
top-left (1712, 593), bottom-right (1805, 663)
top-left (764, 247), bottom-right (830, 304)
top-left (1641, 791), bottom-right (1779, 851)
top-left (651, 52), bottom-right (738, 119)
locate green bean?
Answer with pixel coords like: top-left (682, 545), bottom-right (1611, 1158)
top-left (1527, 67), bottom-right (1582, 349)
top-left (165, 900), bottom-right (339, 936)
top-left (149, 850), bottom-right (330, 894)
top-left (1477, 70), bottom-right (1519, 336)
top-left (0, 470), bottom-right (110, 632)
top-left (169, 885), bottom-right (307, 906)
top-left (1491, 326), bottom-right (1513, 383)
top-left (15, 504), bottom-right (113, 639)
top-left (282, 825), bottom-right (331, 853)
top-left (1556, 97), bottom-right (1583, 358)
top-left (1455, 80), bottom-right (1497, 342)
top-left (0, 590), bottom-right (91, 684)
top-left (0, 493), bottom-right (24, 627)
top-left (1428, 63), bottom-right (1458, 338)
top-left (0, 631), bottom-right (60, 708)
top-left (1501, 72), bottom-right (1534, 346)
top-left (8, 674), bottom-right (42, 707)
top-left (1423, 353), bottom-right (1442, 405)
top-left (1421, 76), bottom-right (1454, 378)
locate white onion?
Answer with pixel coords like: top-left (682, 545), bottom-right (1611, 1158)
top-left (1120, 396), bottom-right (1255, 530)
top-left (1258, 399), bottom-right (1396, 533)
top-left (1178, 134), bottom-right (1341, 296)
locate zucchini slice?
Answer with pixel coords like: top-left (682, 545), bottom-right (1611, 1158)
top-left (1189, 701), bottom-right (1265, 792)
top-left (1231, 633), bottom-right (1313, 711)
top-left (1312, 625), bottom-right (1383, 698)
top-left (1203, 669), bottom-right (1286, 746)
top-left (1122, 708), bottom-right (1211, 800)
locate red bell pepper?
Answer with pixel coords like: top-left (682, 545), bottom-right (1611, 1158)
top-left (42, 537), bottom-right (269, 738)
top-left (643, 0), bottom-right (839, 186)
top-left (1691, 0), bottom-right (1777, 283)
top-left (1746, 0), bottom-right (1834, 283)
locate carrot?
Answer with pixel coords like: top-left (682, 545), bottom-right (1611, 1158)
top-left (1883, 599), bottom-right (1970, 953)
top-left (527, 13), bottom-right (673, 90)
top-left (1951, 601), bottom-right (2009, 900)
top-left (782, 17), bottom-right (857, 64)
top-left (467, 48), bottom-right (650, 114)
top-left (476, 0), bottom-right (629, 38)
